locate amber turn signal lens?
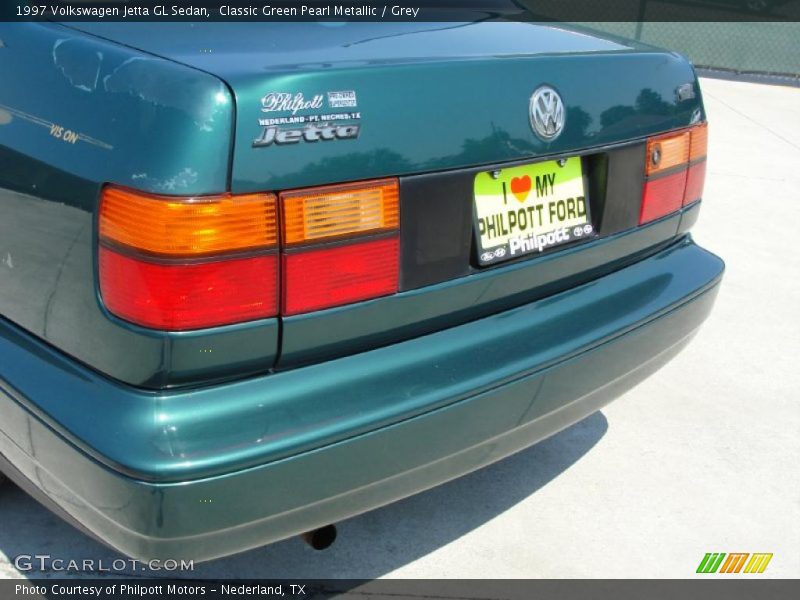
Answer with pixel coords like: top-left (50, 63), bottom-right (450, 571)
top-left (689, 122), bottom-right (708, 162)
top-left (99, 186), bottom-right (277, 256)
top-left (646, 130), bottom-right (690, 176)
top-left (280, 178), bottom-right (399, 245)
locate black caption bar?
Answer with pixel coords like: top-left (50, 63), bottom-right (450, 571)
top-left (2, 0), bottom-right (800, 22)
top-left (4, 579), bottom-right (799, 600)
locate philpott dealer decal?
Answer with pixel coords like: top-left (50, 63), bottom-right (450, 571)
top-left (253, 90), bottom-right (361, 147)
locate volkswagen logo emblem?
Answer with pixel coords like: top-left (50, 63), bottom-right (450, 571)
top-left (529, 86), bottom-right (565, 141)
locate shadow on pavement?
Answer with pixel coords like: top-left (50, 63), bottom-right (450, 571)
top-left (0, 411), bottom-right (607, 579)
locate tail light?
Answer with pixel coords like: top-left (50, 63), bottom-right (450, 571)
top-left (99, 186), bottom-right (277, 255)
top-left (645, 131), bottom-right (690, 177)
top-left (99, 187), bottom-right (278, 330)
top-left (684, 123), bottom-right (708, 205)
top-left (279, 178), bottom-right (400, 315)
top-left (281, 179), bottom-right (399, 245)
top-left (640, 123), bottom-right (708, 225)
top-left (99, 179), bottom-right (400, 329)
top-left (99, 249), bottom-right (278, 330)
top-left (282, 237), bottom-right (399, 315)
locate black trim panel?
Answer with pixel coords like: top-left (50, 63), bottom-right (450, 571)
top-left (399, 141), bottom-right (649, 291)
top-left (399, 172), bottom-right (474, 290)
top-left (599, 142), bottom-right (647, 235)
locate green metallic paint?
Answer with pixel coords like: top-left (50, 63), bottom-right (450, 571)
top-left (1, 21), bottom-right (705, 389)
top-left (0, 20), bottom-right (723, 562)
top-left (678, 199), bottom-right (703, 235)
top-left (0, 169), bottom-right (281, 387)
top-left (1, 236), bottom-right (721, 482)
top-left (62, 22), bottom-right (706, 380)
top-left (0, 23), bottom-right (279, 387)
top-left (229, 52), bottom-right (702, 192)
top-left (279, 210), bottom-right (684, 366)
top-left (64, 22), bottom-right (703, 191)
top-left (66, 21), bottom-right (635, 69)
top-left (0, 236), bottom-right (723, 561)
top-left (0, 23), bottom-right (232, 195)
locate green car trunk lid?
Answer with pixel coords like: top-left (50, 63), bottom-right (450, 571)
top-left (59, 21), bottom-right (704, 374)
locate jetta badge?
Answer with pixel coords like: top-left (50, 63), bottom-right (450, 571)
top-left (529, 86), bottom-right (565, 141)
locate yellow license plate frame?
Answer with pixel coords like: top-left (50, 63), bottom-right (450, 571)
top-left (473, 157), bottom-right (594, 265)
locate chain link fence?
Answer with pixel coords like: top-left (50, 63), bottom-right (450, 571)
top-left (579, 22), bottom-right (799, 81)
top-left (514, 1), bottom-right (799, 81)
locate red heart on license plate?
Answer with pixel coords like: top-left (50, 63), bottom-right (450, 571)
top-left (510, 175), bottom-right (531, 202)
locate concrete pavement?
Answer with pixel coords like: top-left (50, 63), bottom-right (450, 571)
top-left (1, 77), bottom-right (798, 579)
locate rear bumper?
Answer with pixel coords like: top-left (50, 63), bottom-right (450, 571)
top-left (0, 235), bottom-right (723, 562)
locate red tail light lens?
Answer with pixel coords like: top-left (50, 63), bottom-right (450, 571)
top-left (640, 171), bottom-right (687, 225)
top-left (99, 248), bottom-right (278, 330)
top-left (683, 160), bottom-right (707, 205)
top-left (282, 237), bottom-right (399, 316)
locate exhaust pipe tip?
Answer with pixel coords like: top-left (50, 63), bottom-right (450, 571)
top-left (301, 524), bottom-right (337, 550)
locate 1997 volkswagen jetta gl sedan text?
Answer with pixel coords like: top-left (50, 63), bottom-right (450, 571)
top-left (0, 18), bottom-right (723, 560)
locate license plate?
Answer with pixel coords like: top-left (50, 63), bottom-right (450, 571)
top-left (473, 157), bottom-right (593, 265)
